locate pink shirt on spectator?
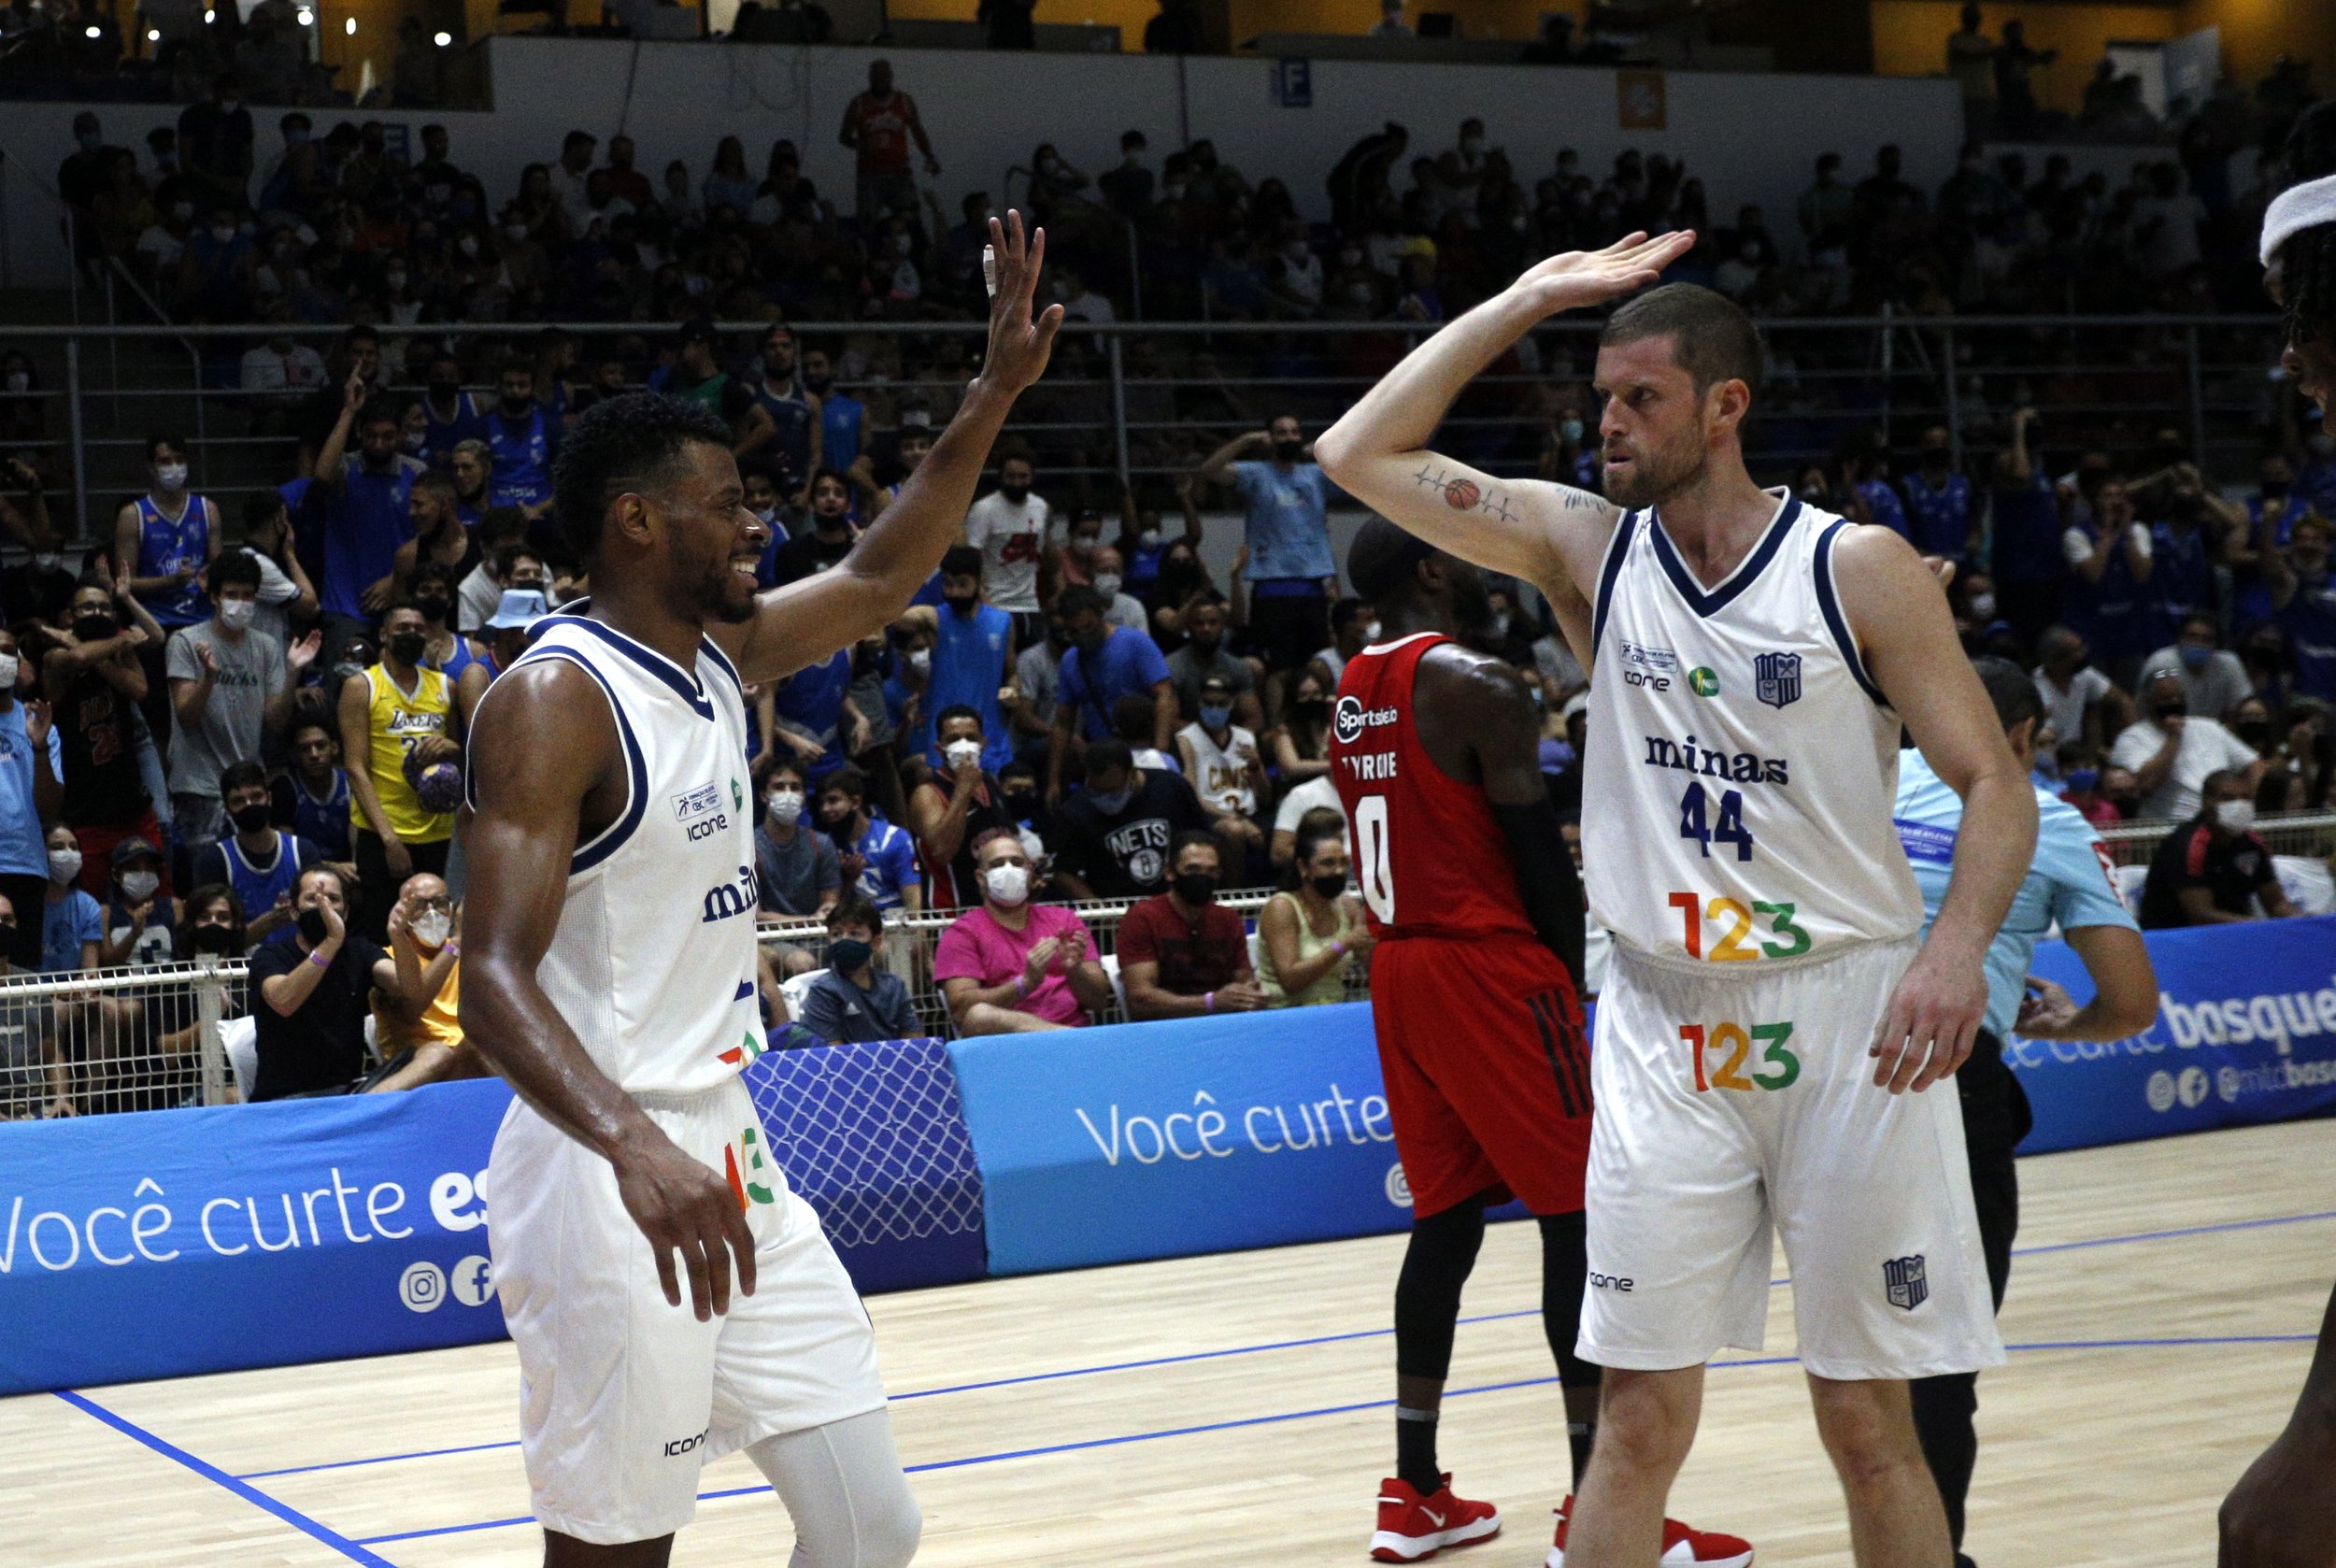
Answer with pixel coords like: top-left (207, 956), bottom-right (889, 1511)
top-left (933, 904), bottom-right (1097, 1028)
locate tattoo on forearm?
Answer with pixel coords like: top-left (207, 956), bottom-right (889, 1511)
top-left (1411, 461), bottom-right (1519, 525)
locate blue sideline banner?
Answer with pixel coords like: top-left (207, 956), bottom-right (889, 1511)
top-left (2009, 914), bottom-right (2336, 1153)
top-left (950, 1003), bottom-right (1422, 1275)
top-left (0, 1078), bottom-right (516, 1396)
top-left (0, 1039), bottom-right (988, 1394)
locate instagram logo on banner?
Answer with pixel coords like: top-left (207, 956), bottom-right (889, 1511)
top-left (400, 1261), bottom-right (448, 1313)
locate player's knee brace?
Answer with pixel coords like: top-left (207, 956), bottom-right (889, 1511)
top-left (1536, 1210), bottom-right (1602, 1388)
top-left (1395, 1198), bottom-right (1488, 1381)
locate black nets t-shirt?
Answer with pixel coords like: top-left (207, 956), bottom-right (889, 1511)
top-left (1051, 769), bottom-right (1210, 898)
top-left (246, 933), bottom-right (389, 1100)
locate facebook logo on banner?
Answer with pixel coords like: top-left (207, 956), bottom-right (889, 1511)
top-left (1275, 58), bottom-right (1311, 107)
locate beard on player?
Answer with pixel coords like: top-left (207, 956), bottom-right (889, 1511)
top-left (1442, 553), bottom-right (1503, 651)
top-left (678, 522), bottom-right (762, 626)
top-left (1600, 415), bottom-right (1708, 509)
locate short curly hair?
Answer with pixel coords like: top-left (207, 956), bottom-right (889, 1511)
top-left (2278, 101), bottom-right (2336, 353)
top-left (550, 391), bottom-right (734, 565)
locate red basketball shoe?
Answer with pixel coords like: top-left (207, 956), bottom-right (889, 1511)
top-left (1368, 1475), bottom-right (1503, 1561)
top-left (1547, 1496), bottom-right (1754, 1568)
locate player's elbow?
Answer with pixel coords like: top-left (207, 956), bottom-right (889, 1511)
top-left (1310, 423), bottom-right (1357, 486)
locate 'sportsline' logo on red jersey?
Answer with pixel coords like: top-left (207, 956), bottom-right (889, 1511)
top-left (1333, 694), bottom-right (1399, 747)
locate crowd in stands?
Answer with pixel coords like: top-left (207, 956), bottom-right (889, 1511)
top-left (3, 50), bottom-right (2332, 1118)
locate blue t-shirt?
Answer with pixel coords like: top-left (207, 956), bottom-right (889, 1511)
top-left (1856, 478), bottom-right (1910, 542)
top-left (774, 649), bottom-right (855, 780)
top-left (42, 888), bottom-right (103, 974)
top-left (928, 602), bottom-right (1015, 772)
top-left (2280, 569), bottom-right (2336, 702)
top-left (820, 391), bottom-right (865, 474)
top-left (322, 455), bottom-right (423, 620)
top-left (2148, 520), bottom-right (2217, 643)
top-left (1059, 627), bottom-right (1172, 742)
top-left (1893, 750), bottom-right (2137, 1039)
top-left (0, 706), bottom-right (64, 880)
top-left (421, 392), bottom-right (486, 469)
top-left (195, 831), bottom-right (320, 922)
top-left (1989, 472), bottom-right (2062, 587)
top-left (1232, 460), bottom-right (1336, 581)
top-left (285, 767), bottom-right (350, 861)
top-left (133, 493), bottom-right (214, 626)
top-left (848, 817), bottom-right (920, 909)
top-left (2251, 492), bottom-right (2311, 549)
top-left (486, 406), bottom-right (557, 509)
top-left (1899, 470), bottom-right (1975, 560)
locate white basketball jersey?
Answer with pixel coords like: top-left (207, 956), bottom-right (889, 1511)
top-left (1582, 492), bottom-right (1923, 965)
top-left (474, 611), bottom-right (768, 1095)
top-left (1177, 720), bottom-right (1260, 815)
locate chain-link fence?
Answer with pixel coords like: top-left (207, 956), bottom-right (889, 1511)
top-left (7, 810), bottom-right (2328, 1122)
top-left (0, 311), bottom-right (2288, 542)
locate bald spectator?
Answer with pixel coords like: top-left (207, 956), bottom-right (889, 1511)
top-left (935, 832), bottom-right (1114, 1033)
top-left (367, 872), bottom-right (475, 1091)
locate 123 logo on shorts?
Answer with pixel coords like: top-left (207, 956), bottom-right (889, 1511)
top-left (1678, 1019), bottom-right (1800, 1092)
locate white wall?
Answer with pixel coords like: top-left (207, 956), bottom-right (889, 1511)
top-left (0, 36), bottom-right (1962, 292)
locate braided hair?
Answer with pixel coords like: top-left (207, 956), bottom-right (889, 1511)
top-left (2279, 100), bottom-right (2336, 351)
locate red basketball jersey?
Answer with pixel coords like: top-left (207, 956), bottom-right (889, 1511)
top-left (1331, 633), bottom-right (1536, 944)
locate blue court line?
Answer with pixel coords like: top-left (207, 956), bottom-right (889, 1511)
top-left (347, 1333), bottom-right (2311, 1547)
top-left (240, 1205), bottom-right (2336, 1484)
top-left (52, 1389), bottom-right (399, 1568)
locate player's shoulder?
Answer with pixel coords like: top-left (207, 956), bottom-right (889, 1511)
top-left (1417, 638), bottom-right (1536, 712)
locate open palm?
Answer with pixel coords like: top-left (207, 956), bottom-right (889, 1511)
top-left (1511, 230), bottom-right (1698, 322)
top-left (977, 210), bottom-right (1064, 397)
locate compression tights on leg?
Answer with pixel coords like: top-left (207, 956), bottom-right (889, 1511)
top-left (746, 1408), bottom-right (923, 1568)
top-left (1392, 1195), bottom-right (1488, 1494)
top-left (1539, 1209), bottom-right (1604, 1489)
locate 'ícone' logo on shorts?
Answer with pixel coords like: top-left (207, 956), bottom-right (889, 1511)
top-left (1883, 1254), bottom-right (1929, 1311)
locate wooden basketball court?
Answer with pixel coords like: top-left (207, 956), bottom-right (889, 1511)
top-left (7, 1116), bottom-right (2329, 1567)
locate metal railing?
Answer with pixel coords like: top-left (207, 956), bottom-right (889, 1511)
top-left (7, 806), bottom-right (2332, 1121)
top-left (0, 311), bottom-right (2287, 543)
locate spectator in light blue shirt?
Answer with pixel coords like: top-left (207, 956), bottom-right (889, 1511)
top-left (1889, 655), bottom-right (2158, 1565)
top-left (1199, 413), bottom-right (1341, 674)
top-left (0, 629), bottom-right (64, 974)
top-left (815, 765), bottom-right (920, 911)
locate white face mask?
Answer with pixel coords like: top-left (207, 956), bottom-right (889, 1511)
top-left (1137, 528), bottom-right (1161, 550)
top-left (906, 649), bottom-right (932, 677)
top-left (412, 909), bottom-right (452, 948)
top-left (48, 848), bottom-right (82, 884)
top-left (1966, 592), bottom-right (1996, 619)
top-left (1364, 620), bottom-right (1384, 641)
top-left (120, 868), bottom-right (161, 902)
top-left (2215, 799), bottom-right (2256, 834)
top-left (0, 653), bottom-right (18, 691)
top-left (944, 737), bottom-right (983, 770)
top-left (218, 598), bottom-right (256, 631)
top-left (1093, 573), bottom-right (1123, 599)
top-left (766, 789), bottom-right (805, 825)
top-left (984, 862), bottom-right (1030, 906)
top-left (155, 462), bottom-right (189, 492)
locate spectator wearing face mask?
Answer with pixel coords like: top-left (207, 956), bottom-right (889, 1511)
top-left (2138, 611), bottom-right (2252, 722)
top-left (1899, 424), bottom-right (1978, 562)
top-left (98, 835), bottom-right (180, 969)
top-left (193, 760), bottom-right (317, 941)
top-left (339, 601), bottom-right (459, 940)
top-left (367, 872), bottom-right (475, 1091)
top-left (2057, 747), bottom-right (2121, 830)
top-left (1049, 739), bottom-right (1213, 900)
top-left (456, 517), bottom-right (534, 634)
top-left (165, 553), bottom-right (318, 874)
top-left (2261, 513), bottom-right (2336, 701)
top-left (1118, 833), bottom-right (1268, 1019)
top-left (234, 490), bottom-right (320, 653)
top-left (755, 757), bottom-right (844, 917)
top-left (915, 547), bottom-right (1017, 771)
top-left (795, 897), bottom-right (919, 1045)
top-left (47, 577), bottom-right (167, 897)
top-left (1176, 675), bottom-right (1267, 872)
top-left (41, 825), bottom-right (105, 975)
top-left (1090, 545), bottom-right (1147, 634)
top-left (764, 469), bottom-right (860, 588)
top-left (908, 706), bottom-right (1023, 911)
top-left (313, 378), bottom-right (429, 663)
top-left (2110, 668), bottom-right (2263, 821)
top-left (113, 434), bottom-right (221, 636)
top-left (962, 443), bottom-right (1051, 642)
top-left (936, 831), bottom-right (1114, 1034)
top-left (2061, 475), bottom-right (2156, 691)
top-left (2031, 625), bottom-right (2131, 759)
top-left (248, 865), bottom-right (410, 1101)
top-left (1257, 823), bottom-right (1373, 1006)
top-left (817, 765), bottom-right (921, 912)
top-left (2139, 769), bottom-right (2295, 928)
top-left (1164, 592), bottom-right (1261, 730)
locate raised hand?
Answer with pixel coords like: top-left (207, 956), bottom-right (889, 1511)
top-left (21, 700), bottom-right (50, 748)
top-left (287, 630), bottom-right (322, 674)
top-left (975, 211), bottom-right (1064, 398)
top-left (1508, 231), bottom-right (1697, 323)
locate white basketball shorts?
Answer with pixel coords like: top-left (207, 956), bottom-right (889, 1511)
top-left (487, 1076), bottom-right (889, 1545)
top-left (1577, 935), bottom-right (2005, 1382)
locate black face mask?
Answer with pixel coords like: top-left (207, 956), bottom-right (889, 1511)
top-left (2155, 702), bottom-right (2187, 721)
top-left (1173, 872), bottom-right (1218, 906)
top-left (0, 921), bottom-right (15, 939)
top-left (415, 596), bottom-right (452, 625)
top-left (944, 593), bottom-right (978, 618)
top-left (388, 632), bottom-right (429, 664)
top-left (1003, 789), bottom-right (1039, 819)
top-left (2263, 481), bottom-right (2288, 499)
top-left (1294, 696), bottom-right (1329, 719)
top-left (191, 924), bottom-right (237, 954)
top-left (1000, 483), bottom-right (1031, 504)
top-left (500, 393), bottom-right (531, 416)
top-left (805, 375), bottom-right (833, 396)
top-left (2235, 720), bottom-right (2272, 748)
top-left (826, 937), bottom-right (873, 974)
top-left (1309, 872), bottom-right (1347, 899)
top-left (74, 612), bottom-right (116, 642)
top-left (1274, 439), bottom-right (1303, 463)
top-left (231, 802), bottom-right (271, 834)
top-left (430, 380), bottom-right (461, 401)
top-left (296, 907), bottom-right (331, 947)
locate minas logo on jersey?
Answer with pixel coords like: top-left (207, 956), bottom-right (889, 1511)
top-left (1332, 695), bottom-right (1397, 748)
top-left (700, 863), bottom-right (762, 924)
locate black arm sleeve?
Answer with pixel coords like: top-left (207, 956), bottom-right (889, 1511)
top-left (1492, 792), bottom-right (1586, 991)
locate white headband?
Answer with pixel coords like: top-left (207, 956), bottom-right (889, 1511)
top-left (2261, 172), bottom-right (2336, 267)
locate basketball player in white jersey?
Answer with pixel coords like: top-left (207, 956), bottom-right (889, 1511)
top-left (460, 214), bottom-right (1061, 1568)
top-left (1315, 235), bottom-right (2038, 1567)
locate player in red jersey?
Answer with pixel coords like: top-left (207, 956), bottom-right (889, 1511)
top-left (1336, 517), bottom-right (1750, 1568)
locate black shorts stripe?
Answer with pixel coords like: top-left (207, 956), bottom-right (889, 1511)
top-left (1528, 990), bottom-right (1591, 1119)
